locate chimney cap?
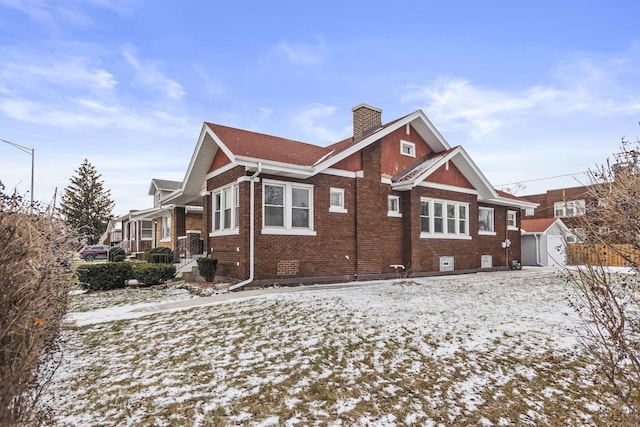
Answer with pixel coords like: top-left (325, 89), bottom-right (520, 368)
top-left (352, 103), bottom-right (382, 113)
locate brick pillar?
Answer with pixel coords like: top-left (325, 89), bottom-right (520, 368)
top-left (173, 207), bottom-right (186, 250)
top-left (355, 142), bottom-right (385, 276)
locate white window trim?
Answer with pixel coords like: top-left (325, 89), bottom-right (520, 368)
top-left (160, 215), bottom-right (171, 242)
top-left (554, 199), bottom-right (585, 218)
top-left (388, 195), bottom-right (402, 217)
top-left (329, 187), bottom-right (347, 213)
top-left (140, 220), bottom-right (153, 241)
top-left (262, 179), bottom-right (316, 236)
top-left (400, 140), bottom-right (416, 158)
top-left (420, 198), bottom-right (471, 240)
top-left (210, 184), bottom-right (240, 237)
top-left (507, 210), bottom-right (518, 231)
top-left (478, 207), bottom-right (496, 235)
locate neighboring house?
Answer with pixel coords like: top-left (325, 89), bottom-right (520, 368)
top-left (521, 218), bottom-right (574, 267)
top-left (521, 184), bottom-right (591, 241)
top-left (98, 218), bottom-right (122, 246)
top-left (168, 103), bottom-right (537, 288)
top-left (117, 178), bottom-right (204, 257)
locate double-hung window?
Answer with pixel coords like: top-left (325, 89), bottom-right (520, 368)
top-left (478, 207), bottom-right (495, 234)
top-left (554, 199), bottom-right (585, 217)
top-left (420, 198), bottom-right (470, 239)
top-left (507, 210), bottom-right (518, 230)
top-left (263, 180), bottom-right (315, 235)
top-left (211, 184), bottom-right (239, 235)
top-left (141, 220), bottom-right (153, 240)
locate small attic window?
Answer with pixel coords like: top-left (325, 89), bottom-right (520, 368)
top-left (400, 140), bottom-right (416, 157)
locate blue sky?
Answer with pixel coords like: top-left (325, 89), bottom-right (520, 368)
top-left (1, 0), bottom-right (639, 216)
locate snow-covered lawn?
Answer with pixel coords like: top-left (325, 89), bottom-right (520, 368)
top-left (43, 268), bottom-right (621, 426)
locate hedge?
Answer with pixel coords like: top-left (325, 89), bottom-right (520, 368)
top-left (76, 262), bottom-right (132, 290)
top-left (77, 262), bottom-right (176, 290)
top-left (197, 257), bottom-right (218, 282)
top-left (146, 247), bottom-right (173, 264)
top-left (132, 263), bottom-right (176, 285)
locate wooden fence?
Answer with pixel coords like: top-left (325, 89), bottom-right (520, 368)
top-left (566, 243), bottom-right (640, 267)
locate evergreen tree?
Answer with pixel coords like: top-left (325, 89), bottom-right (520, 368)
top-left (60, 159), bottom-right (114, 244)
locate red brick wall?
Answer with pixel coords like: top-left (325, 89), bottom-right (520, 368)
top-left (380, 125), bottom-right (433, 177)
top-left (253, 173), bottom-right (357, 281)
top-left (205, 142), bottom-right (524, 284)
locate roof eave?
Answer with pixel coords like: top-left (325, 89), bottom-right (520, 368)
top-left (313, 110), bottom-right (451, 173)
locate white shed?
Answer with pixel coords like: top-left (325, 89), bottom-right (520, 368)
top-left (521, 218), bottom-right (574, 267)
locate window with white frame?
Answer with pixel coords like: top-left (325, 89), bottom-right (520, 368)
top-left (161, 216), bottom-right (171, 240)
top-left (478, 207), bottom-right (495, 234)
top-left (329, 188), bottom-right (347, 213)
top-left (211, 184), bottom-right (239, 234)
top-left (263, 180), bottom-right (315, 234)
top-left (525, 207), bottom-right (534, 216)
top-left (420, 198), bottom-right (469, 238)
top-left (400, 140), bottom-right (416, 157)
top-left (507, 210), bottom-right (518, 230)
top-left (554, 199), bottom-right (585, 217)
top-left (141, 220), bottom-right (153, 239)
top-left (388, 195), bottom-right (401, 217)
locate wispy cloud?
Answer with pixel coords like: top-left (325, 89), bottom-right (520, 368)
top-left (1, 57), bottom-right (117, 91)
top-left (123, 48), bottom-right (186, 99)
top-left (290, 104), bottom-right (349, 143)
top-left (265, 38), bottom-right (326, 67)
top-left (401, 54), bottom-right (640, 139)
top-left (0, 0), bottom-right (135, 25)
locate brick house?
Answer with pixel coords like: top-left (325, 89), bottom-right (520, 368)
top-left (521, 184), bottom-right (592, 240)
top-left (170, 104), bottom-right (536, 288)
top-left (117, 178), bottom-right (204, 257)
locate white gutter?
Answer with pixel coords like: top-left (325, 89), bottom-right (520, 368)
top-left (228, 163), bottom-right (262, 291)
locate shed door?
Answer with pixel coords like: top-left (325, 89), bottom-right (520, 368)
top-left (547, 235), bottom-right (566, 267)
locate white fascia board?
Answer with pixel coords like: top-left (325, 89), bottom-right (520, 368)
top-left (414, 181), bottom-right (479, 195)
top-left (450, 148), bottom-right (498, 199)
top-left (314, 110), bottom-right (446, 173)
top-left (395, 150), bottom-right (455, 190)
top-left (205, 161), bottom-right (237, 181)
top-left (178, 124), bottom-right (230, 200)
top-left (234, 156), bottom-right (315, 177)
top-left (483, 196), bottom-right (539, 209)
top-left (129, 206), bottom-right (164, 220)
top-left (322, 168), bottom-right (359, 178)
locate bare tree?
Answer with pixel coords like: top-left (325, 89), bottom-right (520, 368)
top-left (566, 137), bottom-right (640, 417)
top-left (0, 184), bottom-right (77, 425)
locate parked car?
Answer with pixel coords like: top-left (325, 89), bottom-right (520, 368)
top-left (79, 245), bottom-right (110, 261)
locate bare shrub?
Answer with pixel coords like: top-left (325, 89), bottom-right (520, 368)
top-left (566, 137), bottom-right (640, 416)
top-left (0, 184), bottom-right (77, 425)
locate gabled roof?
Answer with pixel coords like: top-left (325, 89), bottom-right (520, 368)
top-left (148, 178), bottom-right (182, 196)
top-left (391, 146), bottom-right (498, 198)
top-left (166, 107), bottom-right (532, 211)
top-left (521, 218), bottom-right (567, 234)
top-left (206, 123), bottom-right (328, 167)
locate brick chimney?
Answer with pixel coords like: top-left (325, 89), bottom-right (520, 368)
top-left (352, 103), bottom-right (382, 139)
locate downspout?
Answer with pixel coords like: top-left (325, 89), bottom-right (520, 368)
top-left (228, 163), bottom-right (261, 291)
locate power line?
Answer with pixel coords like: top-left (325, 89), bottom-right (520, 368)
top-left (496, 172), bottom-right (586, 187)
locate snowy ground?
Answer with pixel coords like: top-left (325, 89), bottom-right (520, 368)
top-left (42, 267), bottom-right (623, 426)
